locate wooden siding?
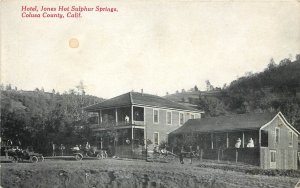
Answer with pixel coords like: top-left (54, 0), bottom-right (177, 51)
top-left (260, 115), bottom-right (298, 169)
top-left (143, 107), bottom-right (201, 149)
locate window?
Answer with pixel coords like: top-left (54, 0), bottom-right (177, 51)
top-left (288, 131), bottom-right (293, 147)
top-left (153, 132), bottom-right (159, 145)
top-left (153, 109), bottom-right (159, 124)
top-left (191, 114), bottom-right (195, 119)
top-left (270, 150), bottom-right (276, 162)
top-left (275, 128), bottom-right (280, 144)
top-left (167, 111), bottom-right (172, 125)
top-left (133, 106), bottom-right (144, 121)
top-left (179, 112), bottom-right (184, 125)
top-left (261, 130), bottom-right (268, 147)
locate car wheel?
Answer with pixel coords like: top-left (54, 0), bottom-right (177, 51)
top-left (12, 156), bottom-right (18, 163)
top-left (30, 156), bottom-right (38, 163)
top-left (96, 153), bottom-right (102, 159)
top-left (74, 154), bottom-right (83, 161)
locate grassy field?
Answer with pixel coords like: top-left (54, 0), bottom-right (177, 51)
top-left (1, 158), bottom-right (299, 188)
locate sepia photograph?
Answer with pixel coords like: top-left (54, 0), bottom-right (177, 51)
top-left (1, 0), bottom-right (300, 187)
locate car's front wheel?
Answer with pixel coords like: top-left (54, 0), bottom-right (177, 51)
top-left (30, 156), bottom-right (38, 163)
top-left (74, 154), bottom-right (83, 161)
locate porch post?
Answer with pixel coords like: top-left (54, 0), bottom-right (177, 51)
top-left (97, 111), bottom-right (100, 125)
top-left (131, 105), bottom-right (134, 124)
top-left (99, 110), bottom-right (102, 124)
top-left (226, 132), bottom-right (229, 148)
top-left (211, 133), bottom-right (214, 149)
top-left (131, 126), bottom-right (134, 157)
top-left (115, 108), bottom-right (118, 126)
top-left (242, 132), bottom-right (245, 148)
top-left (131, 126), bottom-right (134, 140)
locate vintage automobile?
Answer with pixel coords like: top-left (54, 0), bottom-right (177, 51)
top-left (71, 146), bottom-right (108, 161)
top-left (7, 146), bottom-right (44, 163)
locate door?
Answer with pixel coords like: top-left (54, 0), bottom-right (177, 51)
top-left (270, 150), bottom-right (276, 169)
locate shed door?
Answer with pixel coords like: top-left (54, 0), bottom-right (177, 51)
top-left (270, 150), bottom-right (276, 169)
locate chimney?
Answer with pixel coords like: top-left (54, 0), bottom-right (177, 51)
top-left (141, 89), bottom-right (143, 95)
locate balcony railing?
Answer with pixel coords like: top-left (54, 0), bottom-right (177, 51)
top-left (89, 120), bottom-right (144, 129)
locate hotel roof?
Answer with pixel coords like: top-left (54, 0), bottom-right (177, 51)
top-left (84, 92), bottom-right (202, 112)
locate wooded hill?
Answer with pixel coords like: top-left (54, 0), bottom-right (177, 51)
top-left (1, 87), bottom-right (103, 154)
top-left (198, 57), bottom-right (300, 131)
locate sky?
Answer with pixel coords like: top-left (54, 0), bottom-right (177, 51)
top-left (1, 0), bottom-right (300, 98)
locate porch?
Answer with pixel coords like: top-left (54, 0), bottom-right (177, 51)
top-left (90, 106), bottom-right (145, 129)
top-left (92, 126), bottom-right (145, 158)
top-left (168, 130), bottom-right (260, 166)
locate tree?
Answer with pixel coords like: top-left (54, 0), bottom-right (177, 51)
top-left (194, 85), bottom-right (198, 91)
top-left (76, 80), bottom-right (86, 95)
top-left (206, 80), bottom-right (214, 91)
top-left (279, 58), bottom-right (291, 66)
top-left (5, 84), bottom-right (12, 90)
top-left (267, 58), bottom-right (276, 70)
top-left (296, 54), bottom-right (300, 61)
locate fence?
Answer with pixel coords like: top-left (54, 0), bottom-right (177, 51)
top-left (201, 147), bottom-right (260, 166)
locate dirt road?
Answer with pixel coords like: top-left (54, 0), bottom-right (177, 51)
top-left (1, 159), bottom-right (299, 188)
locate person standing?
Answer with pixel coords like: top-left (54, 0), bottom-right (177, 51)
top-left (60, 144), bottom-right (65, 156)
top-left (196, 146), bottom-right (200, 161)
top-left (179, 147), bottom-right (184, 164)
top-left (52, 143), bottom-right (56, 156)
top-left (189, 146), bottom-right (193, 164)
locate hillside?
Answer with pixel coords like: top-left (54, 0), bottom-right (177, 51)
top-left (1, 87), bottom-right (104, 154)
top-left (165, 58), bottom-right (300, 131)
top-left (222, 59), bottom-right (300, 127)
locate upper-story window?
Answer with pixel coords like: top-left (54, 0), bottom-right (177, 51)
top-left (133, 106), bottom-right (144, 121)
top-left (261, 130), bottom-right (268, 147)
top-left (275, 127), bottom-right (280, 144)
top-left (288, 131), bottom-right (293, 147)
top-left (167, 111), bottom-right (172, 125)
top-left (179, 112), bottom-right (184, 125)
top-left (153, 109), bottom-right (159, 124)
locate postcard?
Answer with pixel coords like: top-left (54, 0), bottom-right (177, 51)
top-left (1, 0), bottom-right (300, 187)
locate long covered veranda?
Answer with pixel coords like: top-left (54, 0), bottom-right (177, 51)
top-left (169, 130), bottom-right (260, 165)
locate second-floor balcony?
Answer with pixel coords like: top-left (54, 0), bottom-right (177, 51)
top-left (88, 106), bottom-right (145, 130)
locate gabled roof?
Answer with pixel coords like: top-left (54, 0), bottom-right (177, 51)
top-left (84, 92), bottom-right (202, 112)
top-left (170, 112), bottom-right (278, 134)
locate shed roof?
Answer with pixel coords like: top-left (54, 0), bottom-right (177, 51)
top-left (170, 112), bottom-right (278, 134)
top-left (84, 92), bottom-right (201, 112)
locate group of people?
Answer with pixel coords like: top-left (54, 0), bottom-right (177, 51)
top-left (235, 138), bottom-right (254, 148)
top-left (52, 142), bottom-right (92, 156)
top-left (179, 146), bottom-right (201, 164)
top-left (52, 143), bottom-right (66, 156)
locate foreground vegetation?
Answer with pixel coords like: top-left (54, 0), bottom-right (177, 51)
top-left (1, 159), bottom-right (299, 188)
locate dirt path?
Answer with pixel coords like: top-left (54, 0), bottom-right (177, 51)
top-left (1, 159), bottom-right (299, 188)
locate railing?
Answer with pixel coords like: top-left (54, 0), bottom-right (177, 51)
top-left (132, 121), bottom-right (144, 126)
top-left (89, 121), bottom-right (144, 129)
